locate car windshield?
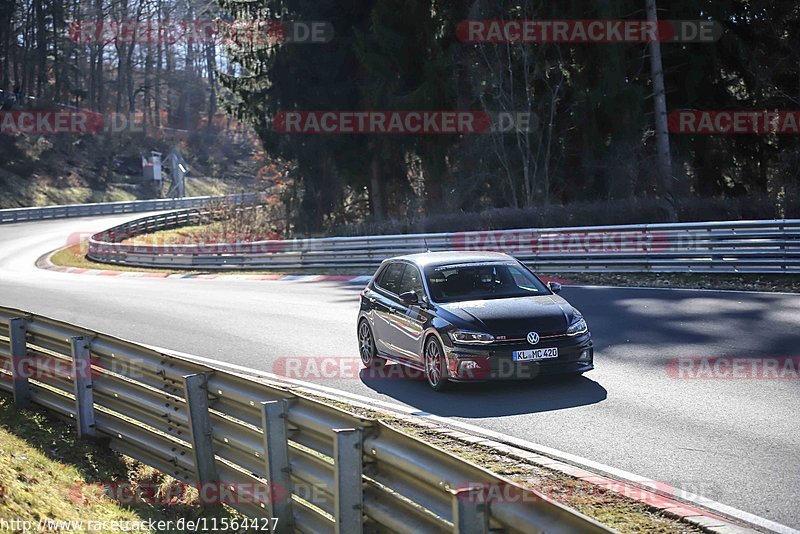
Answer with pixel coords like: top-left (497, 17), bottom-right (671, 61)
top-left (424, 262), bottom-right (550, 303)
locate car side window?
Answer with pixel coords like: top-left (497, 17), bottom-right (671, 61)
top-left (398, 264), bottom-right (424, 296)
top-left (373, 264), bottom-right (389, 287)
top-left (376, 262), bottom-right (406, 294)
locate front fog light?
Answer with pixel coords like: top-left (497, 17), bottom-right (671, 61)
top-left (579, 349), bottom-right (591, 361)
top-left (460, 361), bottom-right (480, 371)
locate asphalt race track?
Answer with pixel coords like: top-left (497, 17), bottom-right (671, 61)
top-left (1, 214), bottom-right (798, 529)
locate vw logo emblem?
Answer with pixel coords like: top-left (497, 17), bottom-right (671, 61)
top-left (527, 331), bottom-right (540, 345)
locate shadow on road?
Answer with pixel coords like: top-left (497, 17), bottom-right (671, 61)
top-left (359, 366), bottom-right (607, 417)
top-left (562, 286), bottom-right (800, 366)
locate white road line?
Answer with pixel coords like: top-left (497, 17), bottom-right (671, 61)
top-left (149, 344), bottom-right (798, 534)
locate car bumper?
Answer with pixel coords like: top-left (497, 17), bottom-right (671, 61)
top-left (443, 333), bottom-right (594, 381)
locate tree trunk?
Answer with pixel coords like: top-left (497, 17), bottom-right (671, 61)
top-left (205, 40), bottom-right (217, 129)
top-left (646, 0), bottom-right (677, 221)
top-left (369, 151), bottom-right (385, 222)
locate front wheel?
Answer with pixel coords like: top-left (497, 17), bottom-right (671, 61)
top-left (358, 319), bottom-right (385, 369)
top-left (424, 336), bottom-right (450, 391)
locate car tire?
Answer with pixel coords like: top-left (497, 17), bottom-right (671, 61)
top-left (358, 319), bottom-right (385, 369)
top-left (424, 336), bottom-right (450, 391)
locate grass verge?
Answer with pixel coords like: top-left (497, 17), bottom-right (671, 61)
top-left (49, 244), bottom-right (208, 275)
top-left (0, 392), bottom-right (241, 533)
top-left (117, 223), bottom-right (279, 246)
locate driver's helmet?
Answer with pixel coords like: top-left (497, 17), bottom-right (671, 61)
top-left (476, 268), bottom-right (495, 289)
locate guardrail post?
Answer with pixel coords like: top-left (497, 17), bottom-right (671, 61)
top-left (184, 373), bottom-right (218, 492)
top-left (780, 220), bottom-right (787, 272)
top-left (451, 486), bottom-right (489, 534)
top-left (8, 318), bottom-right (31, 408)
top-left (70, 336), bottom-right (96, 438)
top-left (261, 400), bottom-right (293, 527)
top-left (333, 428), bottom-right (363, 534)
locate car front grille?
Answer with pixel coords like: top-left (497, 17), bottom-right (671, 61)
top-left (491, 332), bottom-right (568, 347)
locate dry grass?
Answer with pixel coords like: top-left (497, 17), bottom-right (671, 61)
top-left (49, 244), bottom-right (192, 274)
top-left (0, 393), bottom-right (241, 532)
top-left (48, 243), bottom-right (296, 276)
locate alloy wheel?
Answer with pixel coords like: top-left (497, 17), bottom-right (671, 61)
top-left (359, 321), bottom-right (374, 365)
top-left (425, 339), bottom-right (444, 389)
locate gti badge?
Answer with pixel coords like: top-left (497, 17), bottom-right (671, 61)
top-left (527, 331), bottom-right (540, 345)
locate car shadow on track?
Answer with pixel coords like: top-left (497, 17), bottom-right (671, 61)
top-left (359, 365), bottom-right (607, 417)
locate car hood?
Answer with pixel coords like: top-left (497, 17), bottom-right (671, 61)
top-left (438, 295), bottom-right (575, 336)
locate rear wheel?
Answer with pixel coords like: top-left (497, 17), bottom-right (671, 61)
top-left (424, 336), bottom-right (450, 391)
top-left (358, 319), bottom-right (385, 369)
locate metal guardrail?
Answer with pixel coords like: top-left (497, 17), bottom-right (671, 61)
top-left (0, 306), bottom-right (610, 533)
top-left (87, 212), bottom-right (800, 273)
top-left (0, 193), bottom-right (260, 224)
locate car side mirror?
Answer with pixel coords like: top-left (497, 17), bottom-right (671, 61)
top-left (548, 282), bottom-right (562, 294)
top-left (399, 290), bottom-right (419, 304)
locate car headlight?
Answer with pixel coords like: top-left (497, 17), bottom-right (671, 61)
top-left (567, 315), bottom-right (588, 336)
top-left (449, 330), bottom-right (495, 345)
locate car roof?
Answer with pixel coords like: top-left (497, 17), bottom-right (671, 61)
top-left (388, 251), bottom-right (516, 268)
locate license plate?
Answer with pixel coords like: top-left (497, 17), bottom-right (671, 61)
top-left (513, 348), bottom-right (558, 362)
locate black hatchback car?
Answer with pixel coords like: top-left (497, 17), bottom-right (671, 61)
top-left (357, 251), bottom-right (593, 391)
